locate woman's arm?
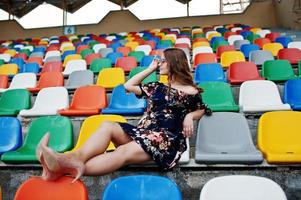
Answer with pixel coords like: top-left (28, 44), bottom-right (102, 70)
top-left (124, 59), bottom-right (159, 95)
top-left (182, 109), bottom-right (205, 138)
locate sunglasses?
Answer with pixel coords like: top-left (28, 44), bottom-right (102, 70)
top-left (154, 58), bottom-right (167, 63)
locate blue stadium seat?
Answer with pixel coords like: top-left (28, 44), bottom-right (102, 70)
top-left (22, 63), bottom-right (40, 74)
top-left (0, 117), bottom-right (22, 155)
top-left (210, 36), bottom-right (225, 46)
top-left (284, 78), bottom-right (301, 110)
top-left (275, 36), bottom-right (293, 48)
top-left (194, 63), bottom-right (227, 84)
top-left (140, 55), bottom-right (155, 67)
top-left (102, 84), bottom-right (146, 115)
top-left (106, 52), bottom-right (123, 65)
top-left (102, 175), bottom-right (182, 200)
top-left (240, 44), bottom-right (260, 59)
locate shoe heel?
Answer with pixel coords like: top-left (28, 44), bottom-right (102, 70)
top-left (71, 165), bottom-right (85, 184)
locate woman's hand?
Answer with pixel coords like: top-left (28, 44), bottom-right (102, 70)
top-left (148, 58), bottom-right (160, 71)
top-left (182, 113), bottom-right (194, 138)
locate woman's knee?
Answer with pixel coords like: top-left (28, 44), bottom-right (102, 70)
top-left (98, 121), bottom-right (116, 131)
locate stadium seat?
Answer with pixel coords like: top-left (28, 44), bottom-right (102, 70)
top-left (239, 80), bottom-right (291, 113)
top-left (29, 52), bottom-right (44, 59)
top-left (228, 61), bottom-right (264, 84)
top-left (199, 175), bottom-right (287, 200)
top-left (193, 53), bottom-right (217, 67)
top-left (198, 82), bottom-right (239, 112)
top-left (63, 59), bottom-right (87, 75)
top-left (249, 50), bottom-right (274, 65)
top-left (102, 175), bottom-right (182, 200)
top-left (240, 44), bottom-right (260, 58)
top-left (254, 38), bottom-right (271, 49)
top-left (288, 41), bottom-right (301, 50)
top-left (233, 39), bottom-right (250, 50)
top-left (19, 87), bottom-right (69, 117)
top-left (129, 67), bottom-right (157, 84)
top-left (258, 111), bottom-right (301, 163)
top-left (135, 45), bottom-right (152, 55)
top-left (192, 46), bottom-right (213, 60)
top-left (228, 35), bottom-right (244, 45)
top-left (277, 48), bottom-right (301, 64)
top-left (97, 68), bottom-right (125, 89)
top-left (128, 51), bottom-right (145, 63)
top-left (41, 61), bottom-right (63, 74)
top-left (90, 58), bottom-right (112, 73)
top-left (80, 48), bottom-right (94, 59)
top-left (116, 46), bottom-right (132, 57)
top-left (1, 116), bottom-right (73, 163)
top-left (195, 112), bottom-right (263, 164)
top-left (70, 115), bottom-right (127, 152)
top-left (102, 84), bottom-right (146, 115)
top-left (140, 55), bottom-right (155, 67)
top-left (115, 56), bottom-right (137, 72)
top-left (0, 75), bottom-right (8, 89)
top-left (283, 79), bottom-right (301, 110)
top-left (220, 51), bottom-right (245, 68)
top-left (93, 43), bottom-right (106, 53)
top-left (65, 70), bottom-right (94, 90)
top-left (263, 43), bottom-right (283, 56)
top-left (0, 53), bottom-right (11, 62)
top-left (0, 73), bottom-right (36, 92)
top-left (4, 49), bottom-right (16, 57)
top-left (216, 45), bottom-right (235, 59)
top-left (63, 54), bottom-right (82, 66)
top-left (22, 63), bottom-right (40, 74)
top-left (194, 63), bottom-right (226, 84)
top-left (0, 117), bottom-right (22, 155)
top-left (0, 64), bottom-right (18, 75)
top-left (0, 89), bottom-right (31, 116)
top-left (275, 36), bottom-right (293, 48)
top-left (14, 177), bottom-right (88, 200)
top-left (246, 34), bottom-right (261, 43)
top-left (59, 85), bottom-right (107, 116)
top-left (125, 41), bottom-right (139, 51)
top-left (44, 50), bottom-right (60, 61)
top-left (262, 60), bottom-right (296, 81)
top-left (99, 48), bottom-right (114, 57)
top-left (212, 40), bottom-right (229, 52)
top-left (106, 52), bottom-right (123, 65)
top-left (28, 72), bottom-right (64, 93)
top-left (85, 53), bottom-right (101, 66)
top-left (257, 29), bottom-right (271, 38)
top-left (27, 57), bottom-right (43, 66)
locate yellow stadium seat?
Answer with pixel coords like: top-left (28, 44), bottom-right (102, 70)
top-left (4, 49), bottom-right (17, 57)
top-left (155, 32), bottom-right (165, 38)
top-left (61, 46), bottom-right (76, 54)
top-left (125, 37), bottom-right (135, 42)
top-left (258, 111), bottom-right (301, 163)
top-left (193, 41), bottom-right (210, 49)
top-left (70, 115), bottom-right (127, 152)
top-left (0, 64), bottom-right (18, 75)
top-left (263, 43), bottom-right (284, 56)
top-left (221, 51), bottom-right (245, 68)
top-left (63, 54), bottom-right (82, 66)
top-left (250, 27), bottom-right (262, 34)
top-left (150, 28), bottom-right (161, 33)
top-left (208, 32), bottom-right (222, 41)
top-left (163, 35), bottom-right (175, 43)
top-left (96, 68), bottom-right (125, 89)
top-left (192, 29), bottom-right (203, 36)
top-left (125, 41), bottom-right (139, 51)
top-left (159, 75), bottom-right (168, 84)
top-left (38, 41), bottom-right (48, 46)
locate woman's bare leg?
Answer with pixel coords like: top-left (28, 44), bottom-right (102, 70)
top-left (84, 141), bottom-right (151, 176)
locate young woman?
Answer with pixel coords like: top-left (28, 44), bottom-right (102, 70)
top-left (36, 48), bottom-right (211, 182)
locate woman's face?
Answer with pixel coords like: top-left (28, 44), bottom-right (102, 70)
top-left (158, 56), bottom-right (169, 75)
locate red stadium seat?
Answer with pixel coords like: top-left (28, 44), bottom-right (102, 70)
top-left (228, 61), bottom-right (264, 84)
top-left (278, 48), bottom-right (301, 64)
top-left (194, 53), bottom-right (217, 68)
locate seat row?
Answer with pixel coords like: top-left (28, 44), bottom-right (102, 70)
top-left (0, 111), bottom-right (300, 165)
top-left (11, 174), bottom-right (287, 200)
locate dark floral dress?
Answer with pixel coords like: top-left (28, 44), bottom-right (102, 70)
top-left (118, 82), bottom-right (205, 170)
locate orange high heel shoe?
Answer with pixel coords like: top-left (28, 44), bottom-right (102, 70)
top-left (41, 144), bottom-right (85, 183)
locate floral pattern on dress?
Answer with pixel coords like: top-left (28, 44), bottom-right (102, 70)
top-left (119, 82), bottom-right (205, 170)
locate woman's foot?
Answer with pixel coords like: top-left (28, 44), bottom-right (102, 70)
top-left (41, 145), bottom-right (85, 183)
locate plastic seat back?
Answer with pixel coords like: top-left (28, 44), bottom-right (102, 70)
top-left (135, 45), bottom-right (152, 55)
top-left (115, 56), bottom-right (137, 72)
top-left (65, 70), bottom-right (94, 89)
top-left (192, 46), bottom-right (213, 60)
top-left (284, 79), bottom-right (301, 110)
top-left (19, 87), bottom-right (69, 116)
top-left (288, 41), bottom-right (301, 50)
top-left (263, 42), bottom-right (283, 56)
top-left (97, 68), bottom-right (125, 89)
top-left (194, 53), bottom-right (217, 67)
top-left (0, 117), bottom-right (22, 155)
top-left (0, 64), bottom-right (18, 75)
top-left (129, 67), bottom-right (157, 84)
top-left (90, 58), bottom-right (112, 73)
top-left (102, 175), bottom-right (182, 200)
top-left (106, 52), bottom-right (123, 65)
top-left (102, 85), bottom-right (146, 115)
top-left (6, 73), bottom-right (36, 90)
top-left (239, 80), bottom-right (291, 113)
top-left (275, 36), bottom-right (293, 48)
top-left (200, 175), bottom-right (287, 200)
top-left (63, 54), bottom-right (82, 66)
top-left (0, 75), bottom-right (8, 89)
top-left (262, 60), bottom-right (295, 81)
top-left (228, 61), bottom-right (263, 84)
top-left (70, 115), bottom-right (127, 152)
top-left (34, 72), bottom-right (64, 89)
top-left (240, 44), bottom-right (260, 58)
top-left (195, 112), bottom-right (263, 164)
top-left (85, 53), bottom-right (101, 66)
top-left (220, 51), bottom-right (245, 68)
top-left (14, 177), bottom-right (88, 200)
top-left (63, 59), bottom-right (87, 75)
top-left (194, 63), bottom-right (226, 84)
top-left (99, 48), bottom-right (113, 57)
top-left (216, 45), bottom-right (235, 59)
top-left (1, 116), bottom-right (72, 163)
top-left (41, 61), bottom-right (63, 73)
top-left (228, 35), bottom-right (244, 45)
top-left (258, 111), bottom-right (301, 163)
top-left (0, 89), bottom-right (31, 116)
top-left (233, 39), bottom-right (250, 50)
top-left (22, 63), bottom-right (40, 74)
top-left (249, 50), bottom-right (274, 65)
top-left (254, 38), bottom-right (271, 49)
top-left (278, 48), bottom-right (301, 64)
top-left (198, 82), bottom-right (239, 111)
top-left (140, 55), bottom-right (155, 67)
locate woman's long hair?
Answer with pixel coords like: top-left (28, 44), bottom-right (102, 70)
top-left (163, 48), bottom-right (203, 93)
